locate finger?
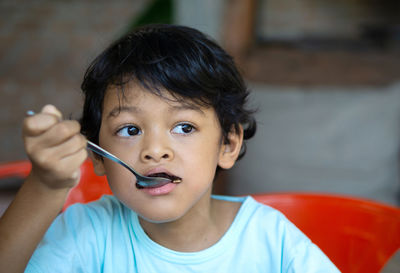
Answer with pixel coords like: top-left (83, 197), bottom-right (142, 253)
top-left (60, 148), bottom-right (88, 172)
top-left (57, 148), bottom-right (88, 176)
top-left (55, 149), bottom-right (88, 186)
top-left (41, 104), bottom-right (63, 120)
top-left (36, 148), bottom-right (88, 189)
top-left (23, 105), bottom-right (63, 136)
top-left (25, 119), bottom-right (81, 150)
top-left (41, 120), bottom-right (82, 148)
top-left (47, 133), bottom-right (87, 160)
top-left (24, 121), bottom-right (83, 162)
top-left (23, 112), bottom-right (60, 137)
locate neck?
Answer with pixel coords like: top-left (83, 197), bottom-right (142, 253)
top-left (138, 191), bottom-right (239, 252)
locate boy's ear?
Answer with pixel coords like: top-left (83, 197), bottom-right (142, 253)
top-left (89, 152), bottom-right (106, 176)
top-left (218, 125), bottom-right (244, 170)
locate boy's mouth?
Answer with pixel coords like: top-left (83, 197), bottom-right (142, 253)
top-left (148, 172), bottom-right (182, 183)
top-left (135, 172), bottom-right (182, 189)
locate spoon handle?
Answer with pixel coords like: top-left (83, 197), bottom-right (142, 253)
top-left (86, 141), bottom-right (132, 173)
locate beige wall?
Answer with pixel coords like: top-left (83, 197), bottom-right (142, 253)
top-left (0, 0), bottom-right (150, 162)
top-left (258, 0), bottom-right (399, 40)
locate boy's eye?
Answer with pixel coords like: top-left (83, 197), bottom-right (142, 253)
top-left (172, 123), bottom-right (195, 134)
top-left (117, 125), bottom-right (141, 137)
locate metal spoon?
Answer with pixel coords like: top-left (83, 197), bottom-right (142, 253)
top-left (86, 141), bottom-right (174, 188)
top-left (26, 110), bottom-right (180, 188)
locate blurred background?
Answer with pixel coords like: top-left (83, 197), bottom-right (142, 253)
top-left (1, 0), bottom-right (400, 209)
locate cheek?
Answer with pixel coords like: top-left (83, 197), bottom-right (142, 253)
top-left (104, 162), bottom-right (137, 196)
top-left (182, 141), bottom-right (221, 179)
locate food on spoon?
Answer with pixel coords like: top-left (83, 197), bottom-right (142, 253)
top-left (135, 172), bottom-right (182, 189)
top-left (172, 178), bottom-right (182, 184)
top-left (148, 172), bottom-right (182, 183)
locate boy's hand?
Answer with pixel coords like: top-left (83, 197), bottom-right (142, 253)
top-left (23, 105), bottom-right (88, 190)
top-left (0, 105), bottom-right (88, 272)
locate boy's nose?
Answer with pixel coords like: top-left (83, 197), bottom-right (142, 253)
top-left (139, 135), bottom-right (174, 163)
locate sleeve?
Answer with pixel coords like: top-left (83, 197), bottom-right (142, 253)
top-left (286, 240), bottom-right (341, 273)
top-left (25, 203), bottom-right (105, 273)
top-left (278, 215), bottom-right (341, 273)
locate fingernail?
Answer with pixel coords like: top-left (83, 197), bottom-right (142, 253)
top-left (26, 110), bottom-right (35, 116)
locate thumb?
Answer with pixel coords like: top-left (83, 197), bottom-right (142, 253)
top-left (41, 104), bottom-right (63, 121)
top-left (23, 105), bottom-right (63, 136)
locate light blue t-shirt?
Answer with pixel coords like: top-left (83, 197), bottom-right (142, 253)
top-left (26, 195), bottom-right (340, 272)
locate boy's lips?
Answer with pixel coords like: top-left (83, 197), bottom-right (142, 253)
top-left (140, 182), bottom-right (178, 195)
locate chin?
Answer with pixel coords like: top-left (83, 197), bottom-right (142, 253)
top-left (138, 212), bottom-right (183, 224)
top-left (136, 201), bottom-right (191, 224)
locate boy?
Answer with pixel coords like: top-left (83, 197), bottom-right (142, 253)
top-left (0, 24), bottom-right (339, 272)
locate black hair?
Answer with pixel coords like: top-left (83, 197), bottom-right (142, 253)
top-left (80, 24), bottom-right (256, 160)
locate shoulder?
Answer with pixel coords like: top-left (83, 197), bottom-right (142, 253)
top-left (26, 195), bottom-right (134, 272)
top-left (213, 195), bottom-right (287, 225)
top-left (38, 195), bottom-right (128, 245)
top-left (228, 196), bottom-right (340, 272)
top-left (239, 196), bottom-right (314, 254)
top-left (60, 195), bottom-right (123, 230)
top-left (215, 195), bottom-right (299, 247)
top-left (66, 194), bottom-right (123, 214)
top-left (223, 195), bottom-right (289, 225)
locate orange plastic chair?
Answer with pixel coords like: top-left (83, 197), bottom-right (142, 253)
top-left (0, 160), bottom-right (32, 179)
top-left (0, 159), bottom-right (112, 211)
top-left (253, 193), bottom-right (400, 273)
top-left (2, 160), bottom-right (400, 272)
top-left (62, 160), bottom-right (112, 210)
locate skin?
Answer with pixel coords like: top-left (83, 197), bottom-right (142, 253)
top-left (0, 83), bottom-right (244, 272)
top-left (92, 83), bottom-right (244, 251)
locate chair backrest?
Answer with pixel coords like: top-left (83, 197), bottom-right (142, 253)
top-left (0, 160), bottom-right (32, 179)
top-left (62, 160), bottom-right (112, 210)
top-left (253, 193), bottom-right (400, 273)
top-left (2, 160), bottom-right (399, 272)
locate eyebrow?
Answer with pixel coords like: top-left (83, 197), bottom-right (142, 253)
top-left (107, 106), bottom-right (139, 119)
top-left (168, 104), bottom-right (205, 115)
top-left (106, 104), bottom-right (205, 119)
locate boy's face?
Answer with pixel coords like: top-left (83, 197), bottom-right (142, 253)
top-left (92, 83), bottom-right (242, 223)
